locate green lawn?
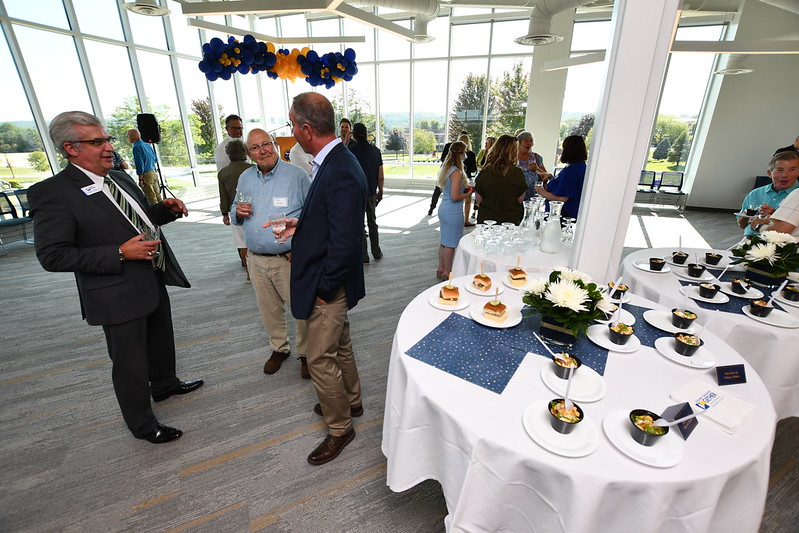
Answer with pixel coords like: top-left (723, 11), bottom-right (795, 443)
top-left (645, 159), bottom-right (683, 172)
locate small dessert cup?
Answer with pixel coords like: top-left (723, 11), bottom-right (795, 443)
top-left (629, 409), bottom-right (669, 446)
top-left (548, 399), bottom-right (583, 435)
top-left (731, 279), bottom-right (748, 294)
top-left (671, 308), bottom-right (697, 329)
top-left (672, 252), bottom-right (688, 265)
top-left (552, 354), bottom-right (581, 380)
top-left (608, 323), bottom-right (634, 345)
top-left (608, 282), bottom-right (629, 300)
top-left (704, 252), bottom-right (722, 265)
top-left (649, 258), bottom-right (666, 271)
top-left (674, 332), bottom-right (703, 356)
top-left (698, 283), bottom-right (720, 299)
top-left (686, 263), bottom-right (706, 278)
top-left (749, 300), bottom-right (774, 317)
top-left (782, 284), bottom-right (799, 302)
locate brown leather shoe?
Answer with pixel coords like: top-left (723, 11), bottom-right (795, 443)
top-left (313, 402), bottom-right (363, 417)
top-left (307, 429), bottom-right (355, 465)
top-left (299, 356), bottom-right (311, 379)
top-left (263, 351), bottom-right (290, 374)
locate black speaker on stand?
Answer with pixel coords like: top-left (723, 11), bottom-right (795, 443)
top-left (135, 113), bottom-right (173, 199)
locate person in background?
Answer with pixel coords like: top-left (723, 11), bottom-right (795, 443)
top-left (112, 150), bottom-right (128, 172)
top-left (217, 140), bottom-right (254, 280)
top-left (535, 135), bottom-right (587, 219)
top-left (29, 111), bottom-right (202, 444)
top-left (457, 134), bottom-right (478, 227)
top-left (476, 136), bottom-right (496, 169)
top-left (349, 122), bottom-right (384, 263)
top-left (475, 135), bottom-right (527, 225)
top-left (774, 135), bottom-right (799, 156)
top-left (214, 114), bottom-right (244, 171)
top-left (231, 129), bottom-right (311, 379)
top-left (747, 152), bottom-right (799, 237)
top-left (738, 151), bottom-right (799, 237)
top-left (127, 128), bottom-right (161, 204)
top-left (428, 130), bottom-right (468, 216)
top-left (517, 131), bottom-right (548, 200)
top-left (436, 141), bottom-right (473, 280)
top-left (339, 117), bottom-right (353, 147)
top-left (289, 141), bottom-right (314, 177)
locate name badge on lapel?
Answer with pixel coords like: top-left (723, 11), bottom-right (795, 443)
top-left (273, 197), bottom-right (288, 208)
top-left (81, 184), bottom-right (102, 196)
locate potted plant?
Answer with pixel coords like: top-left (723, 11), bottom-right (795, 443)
top-left (730, 231), bottom-right (799, 288)
top-left (522, 267), bottom-right (616, 347)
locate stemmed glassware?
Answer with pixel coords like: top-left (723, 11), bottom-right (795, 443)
top-left (269, 213), bottom-right (286, 242)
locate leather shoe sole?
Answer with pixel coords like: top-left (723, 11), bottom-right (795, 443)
top-left (152, 379), bottom-right (204, 402)
top-left (264, 351), bottom-right (290, 374)
top-left (136, 423), bottom-right (182, 444)
top-left (307, 429), bottom-right (355, 465)
top-left (313, 402), bottom-right (363, 417)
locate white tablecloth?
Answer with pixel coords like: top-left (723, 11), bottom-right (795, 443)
top-left (621, 247), bottom-right (799, 420)
top-left (382, 273), bottom-right (776, 533)
top-left (452, 230), bottom-right (572, 277)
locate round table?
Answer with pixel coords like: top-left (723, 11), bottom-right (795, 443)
top-left (621, 247), bottom-right (799, 419)
top-left (452, 229), bottom-right (572, 277)
top-left (382, 273), bottom-right (775, 533)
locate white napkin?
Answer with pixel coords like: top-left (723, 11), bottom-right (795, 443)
top-left (670, 379), bottom-right (755, 434)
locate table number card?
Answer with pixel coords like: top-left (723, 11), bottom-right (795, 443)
top-left (715, 364), bottom-right (747, 386)
top-left (661, 402), bottom-right (698, 440)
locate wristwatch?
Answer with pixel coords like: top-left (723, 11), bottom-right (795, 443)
top-left (118, 247), bottom-right (125, 261)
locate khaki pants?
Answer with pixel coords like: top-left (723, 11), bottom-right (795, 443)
top-left (306, 287), bottom-right (362, 436)
top-left (248, 251), bottom-right (307, 356)
top-left (140, 170), bottom-right (162, 204)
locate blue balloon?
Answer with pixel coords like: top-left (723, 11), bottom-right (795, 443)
top-left (243, 34), bottom-right (256, 45)
top-left (345, 64), bottom-right (356, 76)
top-left (326, 52), bottom-right (337, 65)
top-left (220, 71), bottom-right (232, 80)
top-left (198, 60), bottom-right (210, 73)
top-left (210, 37), bottom-right (225, 54)
top-left (264, 51), bottom-right (277, 68)
top-left (344, 48), bottom-right (356, 62)
top-left (301, 62), bottom-right (313, 75)
top-left (202, 43), bottom-right (211, 54)
top-left (307, 50), bottom-right (319, 63)
top-left (237, 64), bottom-right (249, 74)
top-left (211, 61), bottom-right (223, 73)
top-left (242, 50), bottom-right (254, 64)
top-left (205, 71), bottom-right (219, 81)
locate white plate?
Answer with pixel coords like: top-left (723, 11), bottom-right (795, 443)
top-left (594, 307), bottom-right (636, 326)
top-left (632, 260), bottom-right (671, 274)
top-left (522, 402), bottom-right (599, 458)
top-left (718, 281), bottom-right (764, 300)
top-left (602, 410), bottom-right (684, 468)
top-left (539, 365), bottom-right (607, 402)
top-left (428, 292), bottom-right (470, 311)
top-left (502, 275), bottom-right (528, 291)
top-left (673, 268), bottom-right (716, 282)
top-left (465, 277), bottom-right (504, 296)
top-left (700, 257), bottom-right (729, 269)
top-left (642, 309), bottom-right (697, 335)
top-left (679, 285), bottom-right (730, 304)
top-left (741, 306), bottom-right (799, 328)
top-left (586, 324), bottom-right (641, 353)
top-left (654, 337), bottom-right (715, 369)
top-left (468, 301), bottom-right (522, 329)
top-left (773, 292), bottom-right (799, 308)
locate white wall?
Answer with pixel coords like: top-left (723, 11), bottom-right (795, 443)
top-left (687, 0), bottom-right (799, 210)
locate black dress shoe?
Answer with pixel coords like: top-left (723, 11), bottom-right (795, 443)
top-left (152, 379), bottom-right (204, 402)
top-left (136, 424), bottom-right (183, 444)
top-left (307, 429), bottom-right (355, 465)
top-left (373, 252), bottom-right (383, 260)
top-left (313, 402), bottom-right (363, 417)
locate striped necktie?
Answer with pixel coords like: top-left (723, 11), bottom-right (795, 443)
top-left (104, 177), bottom-right (165, 271)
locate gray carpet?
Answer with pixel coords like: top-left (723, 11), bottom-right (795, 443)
top-left (0, 185), bottom-right (795, 532)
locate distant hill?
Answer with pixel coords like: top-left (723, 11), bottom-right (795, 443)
top-left (382, 112), bottom-right (445, 130)
top-left (3, 120), bottom-right (37, 129)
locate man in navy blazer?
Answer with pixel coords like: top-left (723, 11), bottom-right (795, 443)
top-left (273, 92), bottom-right (367, 465)
top-left (28, 111), bottom-right (203, 444)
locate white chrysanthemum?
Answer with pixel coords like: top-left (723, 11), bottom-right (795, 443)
top-left (544, 279), bottom-right (589, 312)
top-left (596, 296), bottom-right (617, 314)
top-left (760, 231), bottom-right (797, 246)
top-left (745, 242), bottom-right (778, 265)
top-left (557, 267), bottom-right (593, 284)
top-left (524, 277), bottom-right (548, 295)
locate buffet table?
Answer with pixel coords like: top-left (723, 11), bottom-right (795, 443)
top-left (382, 272), bottom-right (776, 533)
top-left (452, 230), bottom-right (571, 277)
top-left (621, 247), bottom-right (799, 419)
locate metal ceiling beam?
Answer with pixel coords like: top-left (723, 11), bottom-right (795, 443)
top-left (333, 3), bottom-right (418, 40)
top-left (180, 0), bottom-right (329, 16)
top-left (670, 40), bottom-right (799, 53)
top-left (186, 17), bottom-right (365, 43)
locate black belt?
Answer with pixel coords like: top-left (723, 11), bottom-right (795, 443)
top-left (251, 251), bottom-right (288, 257)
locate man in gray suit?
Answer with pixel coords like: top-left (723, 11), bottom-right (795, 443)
top-left (29, 111), bottom-right (203, 444)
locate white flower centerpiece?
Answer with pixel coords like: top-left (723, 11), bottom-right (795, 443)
top-left (522, 267), bottom-right (616, 347)
top-left (730, 231), bottom-right (799, 288)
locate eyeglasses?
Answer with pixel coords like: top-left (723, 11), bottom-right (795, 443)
top-left (70, 137), bottom-right (116, 147)
top-left (248, 141), bottom-right (277, 153)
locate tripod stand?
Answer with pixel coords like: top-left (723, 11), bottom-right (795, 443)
top-left (149, 142), bottom-right (175, 200)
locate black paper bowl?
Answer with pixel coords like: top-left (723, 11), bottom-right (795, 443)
top-left (731, 279), bottom-right (748, 294)
top-left (673, 332), bottom-right (703, 356)
top-left (782, 285), bottom-right (799, 302)
top-left (704, 252), bottom-right (722, 265)
top-left (608, 282), bottom-right (629, 300)
top-left (552, 354), bottom-right (581, 380)
top-left (629, 409), bottom-right (669, 446)
top-left (649, 258), bottom-right (666, 271)
top-left (672, 252), bottom-right (689, 265)
top-left (608, 323), bottom-right (634, 345)
top-left (698, 283), bottom-right (720, 299)
top-left (686, 263), bottom-right (706, 278)
top-left (548, 399), bottom-right (583, 435)
top-left (749, 300), bottom-right (774, 317)
top-left (671, 308), bottom-right (697, 329)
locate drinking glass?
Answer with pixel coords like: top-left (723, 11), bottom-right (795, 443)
top-left (142, 225), bottom-right (160, 260)
top-left (269, 213), bottom-right (286, 242)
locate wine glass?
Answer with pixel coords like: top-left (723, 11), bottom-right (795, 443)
top-left (236, 190), bottom-right (253, 213)
top-left (269, 213), bottom-right (286, 242)
top-left (142, 225), bottom-right (160, 260)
